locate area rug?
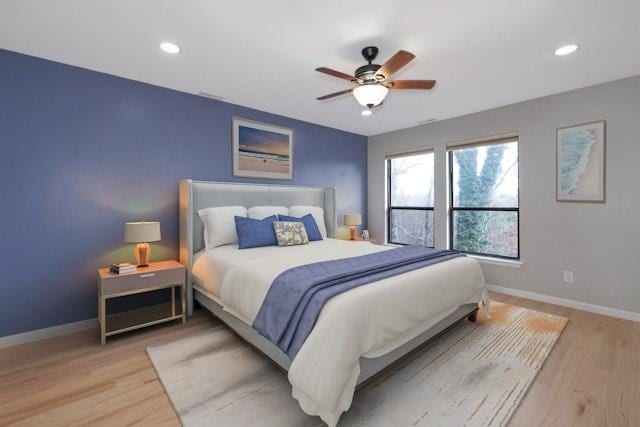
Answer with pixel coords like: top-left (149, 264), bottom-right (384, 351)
top-left (147, 302), bottom-right (567, 426)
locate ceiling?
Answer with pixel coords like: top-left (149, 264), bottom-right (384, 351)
top-left (1, 1), bottom-right (639, 136)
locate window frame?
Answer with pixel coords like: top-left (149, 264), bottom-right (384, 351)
top-left (447, 139), bottom-right (520, 260)
top-left (386, 152), bottom-right (435, 248)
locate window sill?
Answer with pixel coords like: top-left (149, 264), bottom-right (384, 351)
top-left (378, 242), bottom-right (523, 268)
top-left (468, 254), bottom-right (522, 268)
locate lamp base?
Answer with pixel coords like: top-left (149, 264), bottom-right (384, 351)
top-left (349, 226), bottom-right (357, 241)
top-left (135, 243), bottom-right (151, 267)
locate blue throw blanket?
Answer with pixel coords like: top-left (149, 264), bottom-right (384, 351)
top-left (252, 245), bottom-right (464, 359)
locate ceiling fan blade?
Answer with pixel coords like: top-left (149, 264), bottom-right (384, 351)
top-left (387, 80), bottom-right (436, 90)
top-left (316, 89), bottom-right (353, 100)
top-left (376, 50), bottom-right (416, 79)
top-left (315, 67), bottom-right (355, 82)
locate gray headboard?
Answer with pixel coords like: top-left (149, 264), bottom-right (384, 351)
top-left (179, 179), bottom-right (337, 314)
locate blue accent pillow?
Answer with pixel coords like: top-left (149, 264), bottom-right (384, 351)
top-left (235, 215), bottom-right (278, 249)
top-left (277, 214), bottom-right (323, 241)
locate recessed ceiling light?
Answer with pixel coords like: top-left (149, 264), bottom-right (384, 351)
top-left (554, 44), bottom-right (578, 56)
top-left (160, 42), bottom-right (180, 54)
top-left (361, 110), bottom-right (372, 116)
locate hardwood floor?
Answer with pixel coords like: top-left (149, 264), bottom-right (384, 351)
top-left (0, 292), bottom-right (638, 426)
top-left (499, 293), bottom-right (640, 427)
top-left (0, 309), bottom-right (218, 426)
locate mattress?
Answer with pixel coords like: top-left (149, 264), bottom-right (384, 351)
top-left (191, 238), bottom-right (486, 426)
top-left (191, 239), bottom-right (388, 319)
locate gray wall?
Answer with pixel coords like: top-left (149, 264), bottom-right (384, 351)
top-left (368, 75), bottom-right (640, 314)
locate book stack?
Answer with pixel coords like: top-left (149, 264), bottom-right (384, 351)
top-left (110, 263), bottom-right (137, 275)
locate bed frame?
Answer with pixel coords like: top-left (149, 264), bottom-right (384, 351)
top-left (178, 179), bottom-right (478, 387)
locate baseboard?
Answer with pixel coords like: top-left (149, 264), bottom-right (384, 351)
top-left (0, 318), bottom-right (98, 349)
top-left (487, 284), bottom-right (640, 322)
top-left (4, 286), bottom-right (638, 348)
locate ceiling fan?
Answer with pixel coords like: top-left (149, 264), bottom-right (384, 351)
top-left (315, 46), bottom-right (436, 110)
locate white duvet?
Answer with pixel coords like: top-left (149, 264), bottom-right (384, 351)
top-left (192, 239), bottom-right (486, 426)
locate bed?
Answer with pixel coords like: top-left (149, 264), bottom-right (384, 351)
top-left (179, 179), bottom-right (487, 426)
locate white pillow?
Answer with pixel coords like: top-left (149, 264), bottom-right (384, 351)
top-left (248, 206), bottom-right (289, 220)
top-left (198, 206), bottom-right (247, 250)
top-left (289, 205), bottom-right (327, 238)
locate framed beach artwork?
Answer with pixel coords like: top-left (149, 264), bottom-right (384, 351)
top-left (556, 120), bottom-right (606, 202)
top-left (232, 117), bottom-right (293, 180)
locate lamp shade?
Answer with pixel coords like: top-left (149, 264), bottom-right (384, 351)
top-left (344, 213), bottom-right (362, 226)
top-left (124, 221), bottom-right (161, 243)
top-left (352, 84), bottom-right (388, 107)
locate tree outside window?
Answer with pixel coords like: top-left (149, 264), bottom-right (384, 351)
top-left (449, 140), bottom-right (519, 259)
top-left (387, 152), bottom-right (434, 247)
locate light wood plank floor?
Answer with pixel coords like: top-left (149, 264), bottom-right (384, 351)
top-left (1, 292), bottom-right (638, 426)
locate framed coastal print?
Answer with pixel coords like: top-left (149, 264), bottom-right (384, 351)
top-left (556, 120), bottom-right (606, 202)
top-left (232, 117), bottom-right (293, 180)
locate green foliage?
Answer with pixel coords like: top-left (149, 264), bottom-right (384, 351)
top-left (454, 145), bottom-right (506, 253)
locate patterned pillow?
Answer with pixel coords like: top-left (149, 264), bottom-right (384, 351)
top-left (273, 221), bottom-right (309, 246)
top-left (277, 214), bottom-right (323, 241)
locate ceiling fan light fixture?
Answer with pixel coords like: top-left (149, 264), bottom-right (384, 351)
top-left (352, 84), bottom-right (388, 108)
top-left (315, 47), bottom-right (433, 105)
top-left (361, 109), bottom-right (372, 116)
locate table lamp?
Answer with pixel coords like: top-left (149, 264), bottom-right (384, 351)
top-left (344, 213), bottom-right (362, 241)
top-left (124, 221), bottom-right (161, 267)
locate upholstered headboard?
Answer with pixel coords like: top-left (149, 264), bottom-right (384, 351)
top-left (179, 179), bottom-right (337, 314)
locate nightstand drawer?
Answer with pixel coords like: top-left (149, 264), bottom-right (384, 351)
top-left (100, 267), bottom-right (184, 296)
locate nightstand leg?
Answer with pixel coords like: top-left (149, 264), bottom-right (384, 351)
top-left (181, 283), bottom-right (186, 324)
top-left (100, 296), bottom-right (106, 346)
top-left (171, 286), bottom-right (176, 317)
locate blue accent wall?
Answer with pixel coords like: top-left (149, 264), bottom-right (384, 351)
top-left (0, 49), bottom-right (367, 337)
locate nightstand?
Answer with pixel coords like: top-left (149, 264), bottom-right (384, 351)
top-left (97, 260), bottom-right (186, 345)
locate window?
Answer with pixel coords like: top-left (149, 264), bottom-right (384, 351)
top-left (448, 138), bottom-right (519, 259)
top-left (387, 151), bottom-right (434, 247)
